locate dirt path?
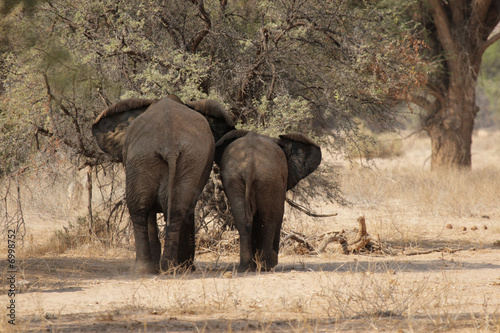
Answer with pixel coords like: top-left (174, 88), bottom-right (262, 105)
top-left (1, 243), bottom-right (499, 332)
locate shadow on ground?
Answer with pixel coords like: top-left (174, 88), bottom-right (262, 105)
top-left (18, 308), bottom-right (500, 332)
top-left (1, 245), bottom-right (499, 294)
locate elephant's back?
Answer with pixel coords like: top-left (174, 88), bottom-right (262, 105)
top-left (124, 97), bottom-right (213, 158)
top-left (222, 133), bottom-right (287, 186)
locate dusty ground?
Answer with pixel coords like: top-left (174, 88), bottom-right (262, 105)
top-left (1, 130), bottom-right (500, 332)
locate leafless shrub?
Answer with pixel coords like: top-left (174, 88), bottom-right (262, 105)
top-left (312, 263), bottom-right (432, 319)
top-left (0, 172), bottom-right (26, 243)
top-left (196, 166), bottom-right (234, 237)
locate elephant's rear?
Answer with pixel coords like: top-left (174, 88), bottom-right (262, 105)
top-left (92, 95), bottom-right (235, 273)
top-left (221, 133), bottom-right (288, 217)
top-left (220, 133), bottom-right (288, 270)
top-left (124, 97), bottom-right (215, 217)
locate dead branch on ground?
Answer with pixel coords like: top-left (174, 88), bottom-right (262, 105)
top-left (282, 230), bottom-right (316, 252)
top-left (281, 216), bottom-right (477, 257)
top-left (282, 216), bottom-right (380, 255)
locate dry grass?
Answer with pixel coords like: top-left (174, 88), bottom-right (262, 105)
top-left (337, 165), bottom-right (500, 248)
top-left (341, 166), bottom-right (500, 218)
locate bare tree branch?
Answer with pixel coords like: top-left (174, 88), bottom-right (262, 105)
top-left (402, 93), bottom-right (434, 112)
top-left (286, 198), bottom-right (337, 218)
top-left (42, 73), bottom-right (96, 159)
top-left (479, 31), bottom-right (500, 56)
top-left (190, 0), bottom-right (212, 54)
top-left (428, 0), bottom-right (459, 72)
top-left (156, 13), bottom-right (181, 49)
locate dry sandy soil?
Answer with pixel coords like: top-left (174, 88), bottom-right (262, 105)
top-left (1, 130), bottom-right (500, 332)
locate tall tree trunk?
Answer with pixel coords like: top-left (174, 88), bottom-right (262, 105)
top-left (425, 66), bottom-right (479, 169)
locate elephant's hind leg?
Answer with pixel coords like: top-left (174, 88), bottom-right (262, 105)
top-left (161, 212), bottom-right (196, 271)
top-left (177, 151), bottom-right (214, 270)
top-left (160, 179), bottom-right (201, 272)
top-left (147, 213), bottom-right (161, 271)
top-left (161, 210), bottom-right (182, 271)
top-left (131, 213), bottom-right (160, 274)
top-left (126, 161), bottom-right (160, 274)
top-left (177, 209), bottom-right (196, 270)
top-left (229, 194), bottom-right (255, 272)
top-left (254, 200), bottom-right (284, 271)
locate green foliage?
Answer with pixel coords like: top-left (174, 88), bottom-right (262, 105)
top-left (0, 0), bottom-right (41, 15)
top-left (0, 0), bottom-right (427, 167)
top-left (121, 50), bottom-right (212, 102)
top-left (240, 94), bottom-right (314, 138)
top-left (478, 41), bottom-right (500, 126)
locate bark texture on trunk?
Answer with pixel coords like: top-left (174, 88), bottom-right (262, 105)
top-left (425, 70), bottom-right (479, 169)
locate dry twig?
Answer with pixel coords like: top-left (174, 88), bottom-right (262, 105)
top-left (285, 198), bottom-right (337, 218)
top-left (402, 247), bottom-right (476, 256)
top-left (281, 230), bottom-right (315, 252)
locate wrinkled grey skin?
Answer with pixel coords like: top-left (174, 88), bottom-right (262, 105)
top-left (92, 96), bottom-right (234, 274)
top-left (215, 130), bottom-right (321, 272)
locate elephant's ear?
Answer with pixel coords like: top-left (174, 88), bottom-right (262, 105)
top-left (186, 100), bottom-right (235, 142)
top-left (92, 98), bottom-right (158, 161)
top-left (214, 129), bottom-right (250, 165)
top-left (278, 133), bottom-right (322, 190)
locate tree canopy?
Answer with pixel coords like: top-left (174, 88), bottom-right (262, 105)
top-left (0, 0), bottom-right (429, 177)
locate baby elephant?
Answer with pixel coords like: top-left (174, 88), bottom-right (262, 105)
top-left (215, 130), bottom-right (321, 272)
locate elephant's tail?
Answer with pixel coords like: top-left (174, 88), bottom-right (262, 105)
top-left (165, 153), bottom-right (178, 228)
top-left (244, 179), bottom-right (255, 231)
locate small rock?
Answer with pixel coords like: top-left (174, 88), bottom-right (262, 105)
top-left (481, 215), bottom-right (490, 219)
top-left (483, 225), bottom-right (488, 230)
top-left (471, 226), bottom-right (478, 231)
top-left (461, 226), bottom-right (467, 231)
top-left (98, 313), bottom-right (114, 321)
top-left (223, 271), bottom-right (233, 279)
top-left (15, 279), bottom-right (31, 292)
top-left (446, 224), bottom-right (453, 229)
top-left (44, 313), bottom-right (57, 320)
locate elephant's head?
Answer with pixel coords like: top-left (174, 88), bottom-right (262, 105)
top-left (92, 98), bottom-right (159, 162)
top-left (277, 133), bottom-right (321, 190)
top-left (186, 100), bottom-right (235, 142)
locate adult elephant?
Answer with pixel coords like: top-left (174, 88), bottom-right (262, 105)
top-left (92, 96), bottom-right (234, 273)
top-left (215, 130), bottom-right (321, 272)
